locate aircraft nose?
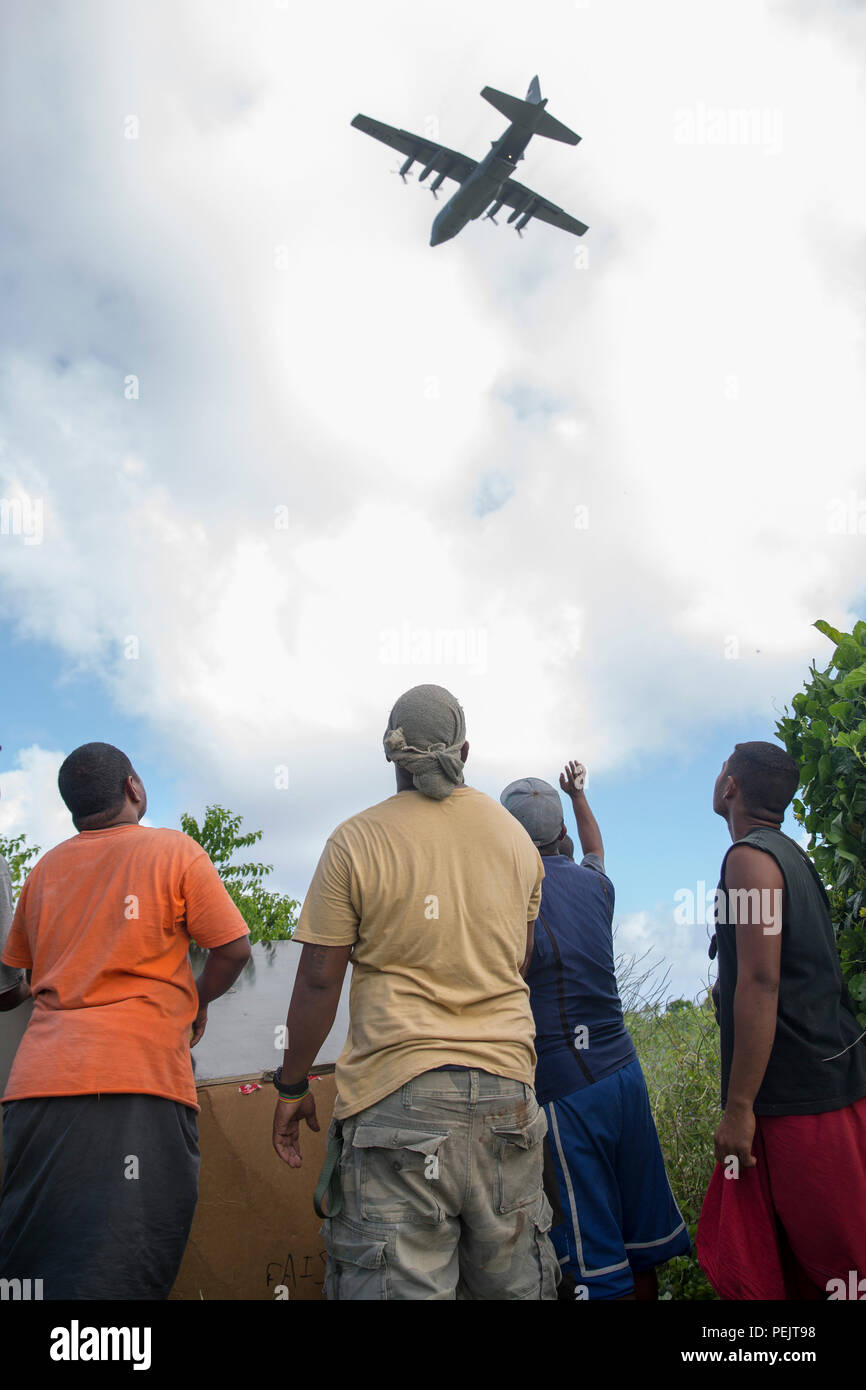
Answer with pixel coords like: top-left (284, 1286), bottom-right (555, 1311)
top-left (430, 206), bottom-right (451, 246)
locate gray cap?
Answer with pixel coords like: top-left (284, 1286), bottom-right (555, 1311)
top-left (500, 777), bottom-right (564, 847)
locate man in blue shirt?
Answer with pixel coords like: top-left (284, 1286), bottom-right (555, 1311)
top-left (501, 761), bottom-right (690, 1300)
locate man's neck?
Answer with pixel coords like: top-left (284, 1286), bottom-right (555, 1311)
top-left (78, 813), bottom-right (139, 832)
top-left (727, 811), bottom-right (781, 843)
top-left (394, 773), bottom-right (468, 794)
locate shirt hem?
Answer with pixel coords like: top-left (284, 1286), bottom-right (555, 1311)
top-left (1, 1085), bottom-right (200, 1113)
top-left (332, 1059), bottom-right (535, 1120)
top-left (291, 930), bottom-right (357, 947)
top-left (721, 1083), bottom-right (866, 1117)
top-left (189, 924), bottom-right (251, 951)
top-left (0, 950), bottom-right (30, 969)
top-left (536, 1050), bottom-right (639, 1104)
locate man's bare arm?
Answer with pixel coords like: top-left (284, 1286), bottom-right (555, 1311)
top-left (560, 761), bottom-right (604, 860)
top-left (713, 845), bottom-right (783, 1167)
top-left (272, 943), bottom-right (353, 1168)
top-left (191, 934), bottom-right (252, 1044)
top-left (279, 943), bottom-right (353, 1085)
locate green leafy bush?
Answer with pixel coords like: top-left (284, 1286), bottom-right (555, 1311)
top-left (181, 804), bottom-right (299, 943)
top-left (776, 619), bottom-right (866, 1024)
top-left (0, 833), bottom-right (41, 895)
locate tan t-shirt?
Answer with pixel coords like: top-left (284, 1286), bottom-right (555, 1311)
top-left (293, 784), bottom-right (544, 1119)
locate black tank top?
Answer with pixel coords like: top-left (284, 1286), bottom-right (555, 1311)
top-left (716, 826), bottom-right (866, 1116)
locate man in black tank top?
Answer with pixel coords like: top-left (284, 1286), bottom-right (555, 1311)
top-left (697, 741), bottom-right (866, 1300)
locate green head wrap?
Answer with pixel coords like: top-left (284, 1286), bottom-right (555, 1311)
top-left (383, 684), bottom-right (467, 801)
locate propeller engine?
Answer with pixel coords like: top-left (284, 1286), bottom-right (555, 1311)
top-left (508, 196), bottom-right (537, 235)
top-left (429, 167), bottom-right (449, 198)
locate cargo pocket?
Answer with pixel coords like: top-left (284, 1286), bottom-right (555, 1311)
top-left (491, 1106), bottom-right (548, 1214)
top-left (323, 1217), bottom-right (388, 1301)
top-left (533, 1191), bottom-right (560, 1300)
top-left (353, 1125), bottom-right (448, 1227)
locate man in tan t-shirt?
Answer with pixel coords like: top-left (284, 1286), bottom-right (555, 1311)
top-left (272, 684), bottom-right (559, 1300)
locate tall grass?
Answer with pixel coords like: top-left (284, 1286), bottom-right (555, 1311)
top-left (613, 940), bottom-right (721, 1299)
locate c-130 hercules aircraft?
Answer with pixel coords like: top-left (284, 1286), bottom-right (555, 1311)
top-left (351, 76), bottom-right (588, 247)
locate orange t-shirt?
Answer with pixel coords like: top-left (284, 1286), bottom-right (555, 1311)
top-left (0, 824), bottom-right (249, 1112)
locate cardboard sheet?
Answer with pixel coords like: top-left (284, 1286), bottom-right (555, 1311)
top-left (171, 1071), bottom-right (336, 1300)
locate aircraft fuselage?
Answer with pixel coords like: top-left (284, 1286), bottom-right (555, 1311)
top-left (429, 123), bottom-right (534, 246)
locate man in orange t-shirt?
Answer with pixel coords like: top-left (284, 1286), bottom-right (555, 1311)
top-left (0, 742), bottom-right (251, 1300)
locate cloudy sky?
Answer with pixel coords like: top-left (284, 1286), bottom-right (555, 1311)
top-left (1, 0), bottom-right (864, 1001)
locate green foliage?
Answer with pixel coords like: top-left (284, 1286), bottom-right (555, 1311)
top-left (181, 804), bottom-right (299, 943)
top-left (776, 618), bottom-right (866, 1025)
top-left (628, 998), bottom-right (721, 1300)
top-left (0, 832), bottom-right (41, 896)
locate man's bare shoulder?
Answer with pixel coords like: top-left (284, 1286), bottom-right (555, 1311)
top-left (724, 842), bottom-right (785, 888)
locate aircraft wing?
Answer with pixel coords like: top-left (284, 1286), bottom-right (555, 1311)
top-left (498, 176), bottom-right (589, 237)
top-left (351, 114), bottom-right (477, 185)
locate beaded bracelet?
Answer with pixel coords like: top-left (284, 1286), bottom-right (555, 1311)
top-left (278, 1087), bottom-right (310, 1104)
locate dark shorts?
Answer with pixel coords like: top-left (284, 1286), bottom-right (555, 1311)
top-left (0, 1093), bottom-right (199, 1300)
top-left (544, 1058), bottom-right (691, 1298)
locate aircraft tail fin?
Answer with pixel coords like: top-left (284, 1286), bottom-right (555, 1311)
top-left (480, 81), bottom-right (580, 144)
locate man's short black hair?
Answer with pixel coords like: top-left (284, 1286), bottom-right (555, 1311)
top-left (725, 741), bottom-right (799, 821)
top-left (58, 743), bottom-right (134, 824)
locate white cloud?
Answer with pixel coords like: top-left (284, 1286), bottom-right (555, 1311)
top-left (0, 747), bottom-right (74, 861)
top-left (0, 0), bottom-right (864, 914)
top-left (615, 906), bottom-right (715, 1009)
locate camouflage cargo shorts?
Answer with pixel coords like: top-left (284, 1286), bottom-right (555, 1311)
top-left (321, 1067), bottom-right (560, 1300)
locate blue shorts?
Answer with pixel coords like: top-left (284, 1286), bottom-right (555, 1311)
top-left (544, 1058), bottom-right (691, 1299)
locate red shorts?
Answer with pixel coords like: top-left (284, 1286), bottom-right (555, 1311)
top-left (697, 1094), bottom-right (866, 1300)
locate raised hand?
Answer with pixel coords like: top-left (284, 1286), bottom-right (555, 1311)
top-left (559, 761), bottom-right (587, 797)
